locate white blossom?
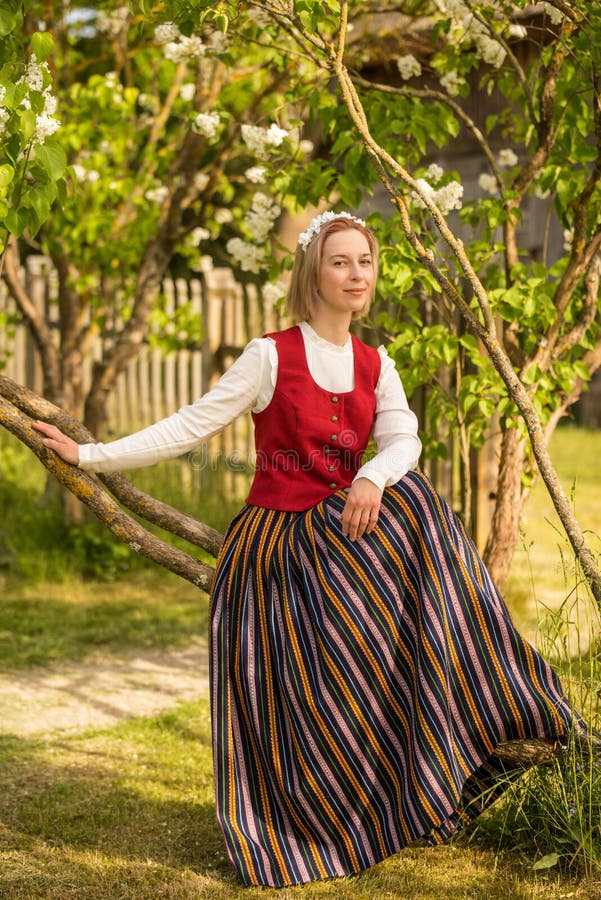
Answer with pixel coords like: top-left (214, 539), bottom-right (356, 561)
top-left (498, 148), bottom-right (518, 168)
top-left (478, 173), bottom-right (498, 195)
top-left (563, 228), bottom-right (573, 252)
top-left (543, 3), bottom-right (563, 25)
top-left (396, 54), bottom-right (422, 80)
top-left (508, 24), bottom-right (527, 39)
top-left (534, 182), bottom-right (550, 199)
top-left (243, 192), bottom-right (281, 242)
top-left (33, 113), bottom-right (60, 144)
top-left (299, 139), bottom-right (314, 155)
top-left (164, 35), bottom-right (206, 63)
top-left (439, 70), bottom-right (463, 96)
top-left (18, 54), bottom-right (47, 92)
top-left (411, 178), bottom-right (436, 209)
top-left (425, 163), bottom-right (444, 183)
top-left (474, 34), bottom-right (506, 68)
top-left (241, 123), bottom-right (288, 158)
top-left (262, 281), bottom-right (286, 304)
top-left (215, 207), bottom-right (233, 224)
top-left (194, 111), bottom-right (220, 139)
top-left (245, 166), bottom-right (267, 184)
top-left (154, 22), bottom-right (181, 44)
top-left (194, 172), bottom-right (210, 191)
top-left (208, 31), bottom-right (229, 54)
top-left (145, 185), bottom-right (169, 204)
top-left (179, 83), bottom-right (196, 102)
top-left (246, 8), bottom-right (271, 28)
top-left (298, 212), bottom-right (366, 251)
top-left (435, 181), bottom-right (463, 214)
top-left (0, 107), bottom-right (9, 135)
top-left (191, 227), bottom-right (211, 244)
top-left (138, 93), bottom-right (154, 110)
top-left (226, 237), bottom-right (267, 273)
top-left (96, 6), bottom-right (129, 37)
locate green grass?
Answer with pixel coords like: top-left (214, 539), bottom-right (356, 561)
top-left (2, 699), bottom-right (599, 899)
top-left (0, 571), bottom-right (208, 670)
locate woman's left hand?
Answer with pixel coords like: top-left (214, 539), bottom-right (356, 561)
top-left (341, 477), bottom-right (383, 541)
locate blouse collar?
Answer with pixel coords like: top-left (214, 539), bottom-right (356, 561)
top-left (300, 320), bottom-right (352, 353)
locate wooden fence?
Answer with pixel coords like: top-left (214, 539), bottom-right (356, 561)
top-left (1, 255), bottom-right (503, 546)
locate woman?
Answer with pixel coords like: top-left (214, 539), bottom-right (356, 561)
top-left (34, 212), bottom-right (581, 888)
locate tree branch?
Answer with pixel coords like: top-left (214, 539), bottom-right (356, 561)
top-left (0, 391), bottom-right (215, 590)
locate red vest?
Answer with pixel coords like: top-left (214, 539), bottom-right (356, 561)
top-left (246, 325), bottom-right (381, 511)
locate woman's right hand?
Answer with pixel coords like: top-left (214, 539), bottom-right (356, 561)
top-left (32, 420), bottom-right (80, 465)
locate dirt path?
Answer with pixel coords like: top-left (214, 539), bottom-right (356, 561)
top-left (0, 642), bottom-right (209, 736)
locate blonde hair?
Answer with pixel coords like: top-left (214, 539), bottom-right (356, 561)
top-left (286, 218), bottom-right (379, 321)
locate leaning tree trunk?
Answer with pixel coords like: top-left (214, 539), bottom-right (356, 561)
top-left (482, 426), bottom-right (529, 589)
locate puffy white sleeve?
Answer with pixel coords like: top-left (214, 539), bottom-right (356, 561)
top-left (78, 338), bottom-right (272, 473)
top-left (353, 346), bottom-right (422, 491)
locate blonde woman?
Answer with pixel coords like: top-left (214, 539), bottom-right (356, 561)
top-left (34, 212), bottom-right (581, 888)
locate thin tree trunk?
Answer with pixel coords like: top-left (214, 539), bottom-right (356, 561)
top-left (482, 427), bottom-right (528, 589)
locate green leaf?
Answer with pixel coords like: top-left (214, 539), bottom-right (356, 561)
top-left (0, 164), bottom-right (14, 190)
top-left (532, 853), bottom-right (559, 871)
top-left (0, 8), bottom-right (19, 38)
top-left (4, 206), bottom-right (30, 237)
top-left (31, 31), bottom-right (54, 62)
top-left (34, 140), bottom-right (67, 180)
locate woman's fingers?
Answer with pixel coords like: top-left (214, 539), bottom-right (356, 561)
top-left (341, 478), bottom-right (382, 541)
top-left (32, 420), bottom-right (80, 465)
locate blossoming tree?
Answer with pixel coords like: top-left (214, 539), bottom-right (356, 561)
top-left (1, 0), bottom-right (601, 603)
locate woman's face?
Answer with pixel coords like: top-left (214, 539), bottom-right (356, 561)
top-left (317, 228), bottom-right (373, 318)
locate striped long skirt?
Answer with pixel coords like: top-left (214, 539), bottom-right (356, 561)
top-left (210, 471), bottom-right (579, 887)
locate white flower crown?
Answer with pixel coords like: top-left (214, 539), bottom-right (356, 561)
top-left (297, 211), bottom-right (366, 252)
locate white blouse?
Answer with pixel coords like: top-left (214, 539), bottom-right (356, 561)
top-left (78, 321), bottom-right (422, 490)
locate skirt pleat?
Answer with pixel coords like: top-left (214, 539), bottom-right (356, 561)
top-left (210, 471), bottom-right (579, 887)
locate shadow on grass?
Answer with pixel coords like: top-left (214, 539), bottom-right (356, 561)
top-left (0, 723), bottom-right (596, 899)
top-left (0, 578), bottom-right (208, 670)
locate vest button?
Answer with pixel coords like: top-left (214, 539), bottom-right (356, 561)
top-left (331, 415), bottom-right (338, 422)
top-left (331, 396), bottom-right (339, 403)
top-left (330, 434), bottom-right (338, 441)
top-left (329, 482), bottom-right (337, 489)
top-left (328, 465), bottom-right (336, 472)
top-left (324, 447), bottom-right (330, 455)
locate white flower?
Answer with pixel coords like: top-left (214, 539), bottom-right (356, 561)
top-left (241, 123), bottom-right (288, 158)
top-left (33, 113), bottom-right (60, 144)
top-left (18, 54), bottom-right (47, 92)
top-left (508, 24), bottom-right (527, 39)
top-left (563, 228), bottom-right (573, 252)
top-left (164, 35), bottom-right (206, 63)
top-left (191, 227), bottom-right (211, 244)
top-left (104, 72), bottom-right (121, 90)
top-left (534, 182), bottom-right (550, 200)
top-left (474, 34), bottom-right (506, 68)
top-left (439, 70), bottom-right (463, 96)
top-left (43, 93), bottom-right (57, 115)
top-left (246, 8), bottom-right (271, 28)
top-left (299, 139), bottom-right (314, 155)
top-left (396, 54), bottom-right (422, 80)
top-left (297, 211), bottom-right (366, 251)
top-left (179, 83), bottom-right (196, 102)
top-left (543, 3), bottom-right (563, 25)
top-left (208, 31), bottom-right (229, 55)
top-left (145, 185), bottom-right (169, 204)
top-left (498, 148), bottom-right (518, 168)
top-left (0, 107), bottom-right (9, 134)
top-left (411, 177), bottom-right (436, 209)
top-left (0, 86), bottom-right (5, 104)
top-left (478, 173), bottom-right (498, 195)
top-left (154, 22), bottom-right (181, 44)
top-left (262, 281), bottom-right (286, 304)
top-left (96, 6), bottom-right (129, 37)
top-left (244, 192), bottom-right (281, 242)
top-left (226, 237), bottom-right (267, 273)
top-left (434, 181), bottom-right (463, 214)
top-left (245, 166), bottom-right (267, 184)
top-left (193, 172), bottom-right (210, 191)
top-left (215, 207), bottom-right (233, 224)
top-left (137, 93), bottom-right (154, 110)
top-left (193, 111), bottom-right (220, 139)
top-left (425, 163), bottom-right (444, 183)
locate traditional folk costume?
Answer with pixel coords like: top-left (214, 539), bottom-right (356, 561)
top-left (79, 320), bottom-right (579, 888)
